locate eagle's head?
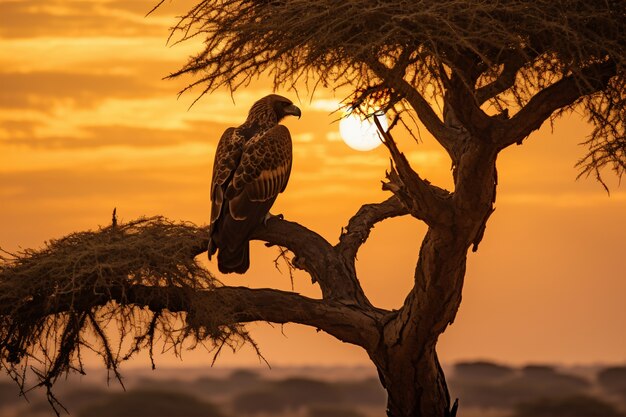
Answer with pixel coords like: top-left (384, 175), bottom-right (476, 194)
top-left (246, 94), bottom-right (301, 128)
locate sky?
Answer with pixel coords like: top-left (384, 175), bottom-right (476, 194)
top-left (0, 0), bottom-right (625, 370)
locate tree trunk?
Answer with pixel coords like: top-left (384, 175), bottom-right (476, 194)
top-left (369, 230), bottom-right (468, 416)
top-left (368, 142), bottom-right (497, 416)
top-left (373, 343), bottom-right (454, 417)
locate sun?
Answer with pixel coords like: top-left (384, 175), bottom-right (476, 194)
top-left (339, 112), bottom-right (388, 151)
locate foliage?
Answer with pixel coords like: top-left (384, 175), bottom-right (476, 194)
top-left (78, 389), bottom-right (224, 417)
top-left (308, 405), bottom-right (366, 417)
top-left (453, 360), bottom-right (515, 381)
top-left (598, 366), bottom-right (626, 398)
top-left (512, 394), bottom-right (623, 417)
top-left (161, 0), bottom-right (626, 181)
top-left (449, 365), bottom-right (590, 408)
top-left (229, 376), bottom-right (385, 414)
top-left (231, 390), bottom-right (286, 415)
top-left (232, 377), bottom-right (343, 414)
top-left (334, 377), bottom-right (387, 406)
top-left (0, 380), bottom-right (21, 406)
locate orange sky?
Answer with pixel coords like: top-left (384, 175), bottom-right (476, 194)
top-left (1, 0), bottom-right (625, 369)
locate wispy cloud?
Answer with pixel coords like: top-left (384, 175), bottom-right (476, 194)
top-left (0, 1), bottom-right (167, 38)
top-left (0, 37), bottom-right (197, 72)
top-left (499, 191), bottom-right (626, 207)
top-left (0, 71), bottom-right (170, 110)
top-left (0, 123), bottom-right (227, 150)
top-left (0, 142), bottom-right (214, 173)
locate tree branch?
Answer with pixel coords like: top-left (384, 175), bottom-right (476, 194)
top-left (500, 60), bottom-right (617, 147)
top-left (178, 215), bottom-right (365, 304)
top-left (443, 70), bottom-right (493, 135)
top-left (373, 118), bottom-right (454, 228)
top-left (335, 196), bottom-right (409, 264)
top-left (0, 216), bottom-right (383, 400)
top-left (124, 285), bottom-right (382, 351)
top-left (251, 218), bottom-right (366, 302)
top-left (475, 51), bottom-right (529, 105)
top-left (367, 60), bottom-right (460, 151)
top-left (2, 282), bottom-right (382, 378)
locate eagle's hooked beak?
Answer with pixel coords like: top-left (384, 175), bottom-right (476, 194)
top-left (284, 104), bottom-right (302, 119)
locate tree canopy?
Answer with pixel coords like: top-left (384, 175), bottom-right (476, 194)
top-left (167, 0), bottom-right (625, 181)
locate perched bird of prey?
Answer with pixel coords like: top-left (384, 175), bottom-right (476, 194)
top-left (208, 94), bottom-right (301, 274)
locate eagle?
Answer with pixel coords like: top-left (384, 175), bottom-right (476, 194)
top-left (208, 94), bottom-right (301, 274)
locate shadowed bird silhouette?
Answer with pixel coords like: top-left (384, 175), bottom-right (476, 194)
top-left (207, 94), bottom-right (301, 273)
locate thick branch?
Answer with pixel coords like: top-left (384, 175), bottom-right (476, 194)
top-left (475, 52), bottom-right (529, 105)
top-left (251, 218), bottom-right (368, 304)
top-left (125, 285), bottom-right (382, 350)
top-left (335, 196), bottom-right (409, 264)
top-left (368, 60), bottom-right (460, 151)
top-left (444, 70), bottom-right (493, 134)
top-left (2, 281), bottom-right (382, 371)
top-left (500, 60), bottom-right (617, 147)
top-left (374, 118), bottom-right (454, 227)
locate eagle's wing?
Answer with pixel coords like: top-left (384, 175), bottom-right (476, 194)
top-left (209, 127), bottom-right (245, 226)
top-left (226, 124), bottom-right (293, 221)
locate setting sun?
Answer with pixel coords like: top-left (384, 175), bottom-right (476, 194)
top-left (339, 111), bottom-right (387, 151)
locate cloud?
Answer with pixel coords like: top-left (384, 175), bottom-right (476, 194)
top-left (499, 191), bottom-right (626, 207)
top-left (1, 37), bottom-right (197, 72)
top-left (0, 71), bottom-right (171, 110)
top-left (293, 133), bottom-right (315, 143)
top-left (0, 1), bottom-right (167, 39)
top-left (326, 131), bottom-right (343, 142)
top-left (308, 98), bottom-right (342, 113)
top-left (1, 122), bottom-right (229, 150)
top-left (0, 119), bottom-right (43, 138)
top-left (405, 150), bottom-right (447, 168)
top-left (0, 141), bottom-right (214, 173)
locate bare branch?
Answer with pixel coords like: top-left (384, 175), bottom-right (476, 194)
top-left (443, 69), bottom-right (493, 135)
top-left (37, 284), bottom-right (380, 351)
top-left (475, 51), bottom-right (529, 105)
top-left (500, 60), bottom-right (618, 147)
top-left (140, 286), bottom-right (382, 350)
top-left (374, 118), bottom-right (454, 228)
top-left (368, 60), bottom-right (460, 151)
top-left (336, 196), bottom-right (409, 264)
top-left (252, 218), bottom-right (369, 304)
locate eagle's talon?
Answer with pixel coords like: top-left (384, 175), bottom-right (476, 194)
top-left (263, 212), bottom-right (284, 225)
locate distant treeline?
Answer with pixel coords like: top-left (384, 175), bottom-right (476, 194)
top-left (1, 363), bottom-right (625, 417)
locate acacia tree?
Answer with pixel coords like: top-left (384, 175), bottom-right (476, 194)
top-left (1, 1), bottom-right (625, 416)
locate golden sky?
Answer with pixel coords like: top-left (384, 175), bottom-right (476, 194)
top-left (1, 0), bottom-right (625, 368)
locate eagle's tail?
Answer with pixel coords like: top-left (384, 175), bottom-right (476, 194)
top-left (217, 242), bottom-right (250, 274)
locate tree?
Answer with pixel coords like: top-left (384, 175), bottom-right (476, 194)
top-left (1, 1), bottom-right (625, 416)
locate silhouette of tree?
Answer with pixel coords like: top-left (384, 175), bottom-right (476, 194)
top-left (1, 1), bottom-right (625, 416)
top-left (78, 390), bottom-right (224, 417)
top-left (598, 366), bottom-right (626, 399)
top-left (513, 395), bottom-right (623, 417)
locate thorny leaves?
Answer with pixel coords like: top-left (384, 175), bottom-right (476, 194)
top-left (577, 76), bottom-right (626, 189)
